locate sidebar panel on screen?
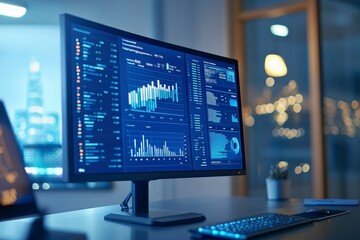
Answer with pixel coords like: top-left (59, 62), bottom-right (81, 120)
top-left (204, 59), bottom-right (243, 170)
top-left (186, 54), bottom-right (244, 171)
top-left (70, 24), bottom-right (123, 174)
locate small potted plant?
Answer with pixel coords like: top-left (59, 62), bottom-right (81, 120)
top-left (266, 162), bottom-right (291, 200)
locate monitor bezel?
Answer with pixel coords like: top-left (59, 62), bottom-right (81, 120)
top-left (61, 13), bottom-right (246, 183)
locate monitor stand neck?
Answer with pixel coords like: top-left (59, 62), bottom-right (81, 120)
top-left (132, 180), bottom-right (149, 214)
top-left (104, 180), bottom-right (206, 226)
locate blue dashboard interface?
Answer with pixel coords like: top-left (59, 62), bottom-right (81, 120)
top-left (69, 23), bottom-right (244, 175)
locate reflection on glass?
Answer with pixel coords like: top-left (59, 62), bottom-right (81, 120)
top-left (264, 54), bottom-right (288, 77)
top-left (321, 0), bottom-right (360, 198)
top-left (270, 24), bottom-right (289, 37)
top-left (243, 8), bottom-right (311, 198)
top-left (248, 78), bottom-right (304, 139)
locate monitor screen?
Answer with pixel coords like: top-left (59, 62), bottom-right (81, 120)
top-left (61, 14), bottom-right (246, 183)
top-left (61, 13), bottom-right (246, 226)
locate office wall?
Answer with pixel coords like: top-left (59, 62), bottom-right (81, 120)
top-left (1, 0), bottom-right (155, 37)
top-left (8, 0), bottom-right (234, 213)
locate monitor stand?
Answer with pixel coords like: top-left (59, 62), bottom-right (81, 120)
top-left (104, 180), bottom-right (206, 226)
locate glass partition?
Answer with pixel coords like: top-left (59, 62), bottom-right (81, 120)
top-left (320, 0), bottom-right (360, 198)
top-left (243, 12), bottom-right (312, 198)
top-left (235, 0), bottom-right (360, 199)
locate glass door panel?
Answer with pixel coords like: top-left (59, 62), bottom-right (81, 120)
top-left (243, 12), bottom-right (313, 198)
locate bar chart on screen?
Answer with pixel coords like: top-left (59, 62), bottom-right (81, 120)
top-left (128, 130), bottom-right (187, 158)
top-left (128, 79), bottom-right (179, 113)
top-left (123, 128), bottom-right (192, 172)
top-left (126, 62), bottom-right (185, 116)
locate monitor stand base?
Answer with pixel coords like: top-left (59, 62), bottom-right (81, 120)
top-left (104, 209), bottom-right (206, 226)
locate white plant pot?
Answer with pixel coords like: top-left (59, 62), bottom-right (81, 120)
top-left (266, 178), bottom-right (291, 200)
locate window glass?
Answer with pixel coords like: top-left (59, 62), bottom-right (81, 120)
top-left (243, 12), bottom-right (312, 198)
top-left (321, 0), bottom-right (360, 198)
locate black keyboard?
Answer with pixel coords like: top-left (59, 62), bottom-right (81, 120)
top-left (190, 212), bottom-right (313, 239)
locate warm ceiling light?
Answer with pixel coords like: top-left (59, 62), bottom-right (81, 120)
top-left (264, 54), bottom-right (287, 77)
top-left (0, 1), bottom-right (27, 18)
top-left (270, 24), bottom-right (289, 37)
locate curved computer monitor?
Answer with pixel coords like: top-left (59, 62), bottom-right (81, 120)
top-left (0, 100), bottom-right (39, 221)
top-left (61, 14), bottom-right (246, 225)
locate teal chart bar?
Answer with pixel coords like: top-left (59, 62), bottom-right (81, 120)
top-left (128, 80), bottom-right (179, 112)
